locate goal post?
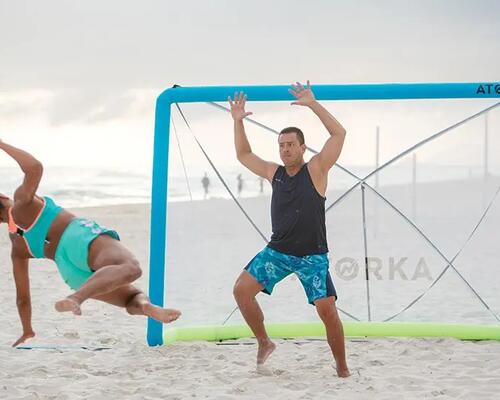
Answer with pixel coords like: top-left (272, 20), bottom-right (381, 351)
top-left (148, 82), bottom-right (499, 346)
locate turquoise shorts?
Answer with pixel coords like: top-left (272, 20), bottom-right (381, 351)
top-left (54, 218), bottom-right (120, 290)
top-left (245, 246), bottom-right (337, 305)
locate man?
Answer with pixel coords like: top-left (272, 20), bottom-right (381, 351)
top-left (237, 173), bottom-right (244, 196)
top-left (202, 172), bottom-right (210, 199)
top-left (0, 139), bottom-right (181, 347)
top-left (229, 81), bottom-right (349, 377)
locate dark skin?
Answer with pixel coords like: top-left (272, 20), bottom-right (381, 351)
top-left (0, 139), bottom-right (181, 347)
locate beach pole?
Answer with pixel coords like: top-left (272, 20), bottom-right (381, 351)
top-left (484, 112), bottom-right (489, 181)
top-left (412, 153), bottom-right (417, 223)
top-left (374, 126), bottom-right (380, 237)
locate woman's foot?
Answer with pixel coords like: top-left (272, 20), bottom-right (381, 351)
top-left (143, 303), bottom-right (181, 324)
top-left (55, 295), bottom-right (82, 316)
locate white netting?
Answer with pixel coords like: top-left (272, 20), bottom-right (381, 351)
top-left (163, 99), bottom-right (500, 327)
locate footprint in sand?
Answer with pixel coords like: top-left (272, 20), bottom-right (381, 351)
top-left (63, 330), bottom-right (80, 339)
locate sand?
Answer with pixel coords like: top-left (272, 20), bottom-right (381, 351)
top-left (1, 184), bottom-right (500, 399)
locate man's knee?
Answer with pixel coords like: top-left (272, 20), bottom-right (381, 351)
top-left (233, 278), bottom-right (255, 302)
top-left (233, 279), bottom-right (246, 301)
top-left (315, 299), bottom-right (339, 322)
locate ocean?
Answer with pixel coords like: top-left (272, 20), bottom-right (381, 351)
top-left (0, 163), bottom-right (491, 209)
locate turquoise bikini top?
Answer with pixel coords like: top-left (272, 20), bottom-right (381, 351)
top-left (8, 196), bottom-right (63, 259)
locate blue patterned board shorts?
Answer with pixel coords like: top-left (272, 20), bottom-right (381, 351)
top-left (245, 246), bottom-right (337, 305)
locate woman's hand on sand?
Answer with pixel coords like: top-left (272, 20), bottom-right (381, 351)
top-left (228, 92), bottom-right (253, 121)
top-left (12, 330), bottom-right (35, 347)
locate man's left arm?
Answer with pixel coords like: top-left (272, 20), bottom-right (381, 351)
top-left (309, 101), bottom-right (346, 174)
top-left (289, 81), bottom-right (346, 174)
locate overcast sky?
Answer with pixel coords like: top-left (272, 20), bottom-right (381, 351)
top-left (0, 0), bottom-right (499, 168)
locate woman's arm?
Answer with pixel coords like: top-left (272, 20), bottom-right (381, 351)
top-left (0, 140), bottom-right (43, 204)
top-left (11, 255), bottom-right (35, 347)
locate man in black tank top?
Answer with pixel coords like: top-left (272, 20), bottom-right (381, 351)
top-left (229, 81), bottom-right (350, 377)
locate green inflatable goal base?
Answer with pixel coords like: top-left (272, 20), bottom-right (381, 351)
top-left (163, 322), bottom-right (500, 345)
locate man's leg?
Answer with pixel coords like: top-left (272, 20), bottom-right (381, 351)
top-left (315, 296), bottom-right (350, 378)
top-left (92, 284), bottom-right (181, 323)
top-left (233, 271), bottom-right (276, 365)
top-left (55, 235), bottom-right (146, 315)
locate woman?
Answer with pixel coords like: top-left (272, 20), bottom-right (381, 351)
top-left (0, 139), bottom-right (181, 347)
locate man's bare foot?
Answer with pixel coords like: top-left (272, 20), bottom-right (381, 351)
top-left (143, 303), bottom-right (181, 324)
top-left (336, 367), bottom-right (351, 378)
top-left (55, 296), bottom-right (82, 316)
top-left (257, 339), bottom-right (276, 365)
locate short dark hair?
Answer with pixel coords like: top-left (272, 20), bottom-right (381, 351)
top-left (279, 127), bottom-right (305, 145)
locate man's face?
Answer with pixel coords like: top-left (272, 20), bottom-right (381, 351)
top-left (279, 133), bottom-right (305, 167)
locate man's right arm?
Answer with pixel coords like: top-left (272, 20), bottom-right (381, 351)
top-left (230, 93), bottom-right (278, 182)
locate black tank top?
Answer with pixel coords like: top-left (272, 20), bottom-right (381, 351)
top-left (267, 163), bottom-right (328, 256)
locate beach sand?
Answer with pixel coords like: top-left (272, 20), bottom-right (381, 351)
top-left (1, 184), bottom-right (500, 399)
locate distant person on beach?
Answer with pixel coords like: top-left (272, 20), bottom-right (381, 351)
top-left (237, 174), bottom-right (244, 196)
top-left (202, 172), bottom-right (210, 199)
top-left (0, 139), bottom-right (181, 347)
top-left (229, 81), bottom-right (349, 377)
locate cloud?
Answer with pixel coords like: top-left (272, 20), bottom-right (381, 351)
top-left (0, 90), bottom-right (53, 120)
top-left (0, 0), bottom-right (498, 126)
top-left (0, 1), bottom-right (498, 93)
